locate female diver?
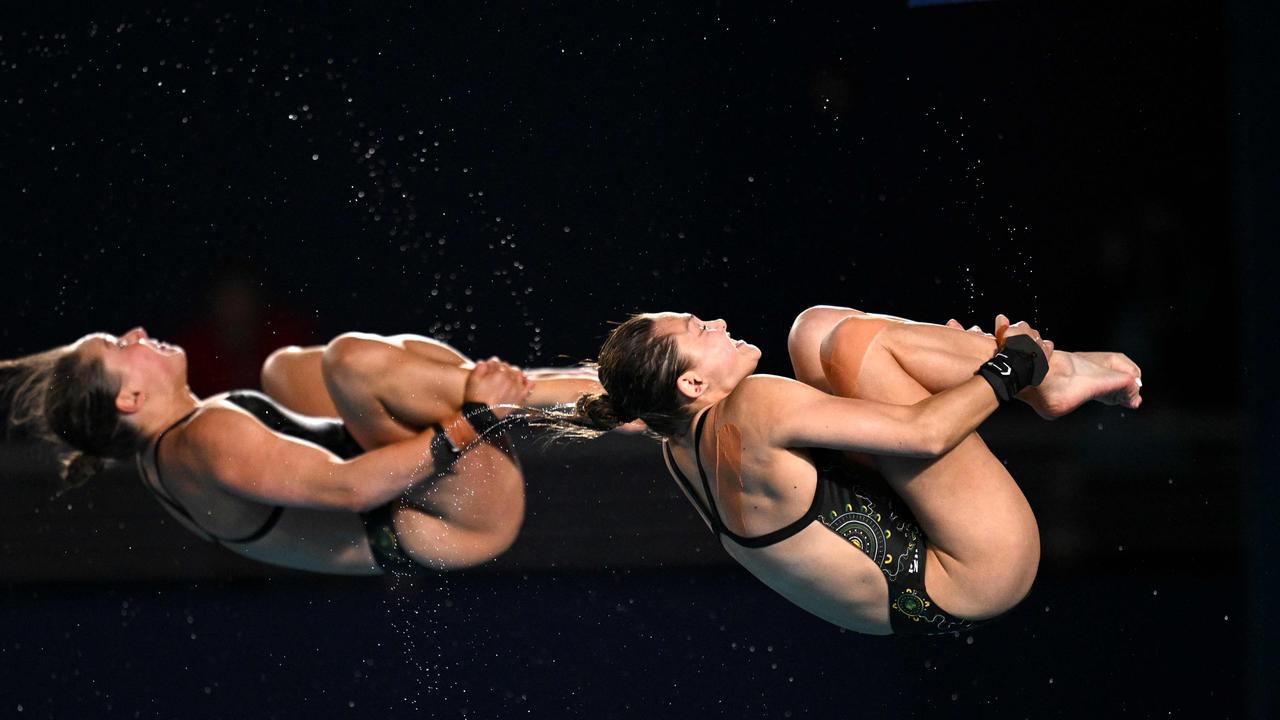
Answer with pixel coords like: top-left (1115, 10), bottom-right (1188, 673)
top-left (554, 306), bottom-right (1142, 635)
top-left (1, 328), bottom-right (600, 575)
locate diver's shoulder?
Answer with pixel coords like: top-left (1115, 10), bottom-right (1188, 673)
top-left (724, 374), bottom-right (812, 419)
top-left (736, 373), bottom-right (809, 395)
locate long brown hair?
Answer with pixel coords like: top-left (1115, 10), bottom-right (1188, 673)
top-left (544, 314), bottom-right (694, 439)
top-left (1, 345), bottom-right (146, 493)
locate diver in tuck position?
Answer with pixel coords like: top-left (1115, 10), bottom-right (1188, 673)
top-left (2, 328), bottom-right (600, 575)
top-left (547, 306), bottom-right (1142, 635)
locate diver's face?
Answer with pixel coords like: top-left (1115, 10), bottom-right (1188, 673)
top-left (73, 327), bottom-right (188, 394)
top-left (650, 312), bottom-right (761, 393)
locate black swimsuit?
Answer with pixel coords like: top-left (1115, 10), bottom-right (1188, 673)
top-left (664, 408), bottom-right (979, 636)
top-left (138, 390), bottom-right (429, 576)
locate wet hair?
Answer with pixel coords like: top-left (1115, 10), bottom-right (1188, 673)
top-left (1, 344), bottom-right (146, 493)
top-left (542, 314), bottom-right (694, 440)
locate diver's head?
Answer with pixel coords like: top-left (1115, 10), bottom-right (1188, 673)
top-left (577, 312), bottom-right (759, 438)
top-left (2, 327), bottom-right (190, 491)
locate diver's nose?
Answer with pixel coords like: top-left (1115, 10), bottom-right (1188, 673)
top-left (122, 326), bottom-right (149, 342)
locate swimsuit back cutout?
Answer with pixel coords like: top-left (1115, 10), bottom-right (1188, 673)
top-left (664, 407), bottom-right (821, 549)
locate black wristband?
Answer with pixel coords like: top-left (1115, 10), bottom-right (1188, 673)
top-left (975, 334), bottom-right (1049, 402)
top-left (461, 401), bottom-right (504, 438)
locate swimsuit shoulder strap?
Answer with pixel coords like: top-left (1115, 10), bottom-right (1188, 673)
top-left (689, 406), bottom-right (744, 541)
top-left (689, 405), bottom-right (821, 549)
top-left (663, 436), bottom-right (719, 534)
top-left (144, 403), bottom-right (284, 545)
top-left (141, 407), bottom-right (214, 541)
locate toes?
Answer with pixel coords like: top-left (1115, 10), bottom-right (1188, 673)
top-left (1119, 378), bottom-right (1143, 408)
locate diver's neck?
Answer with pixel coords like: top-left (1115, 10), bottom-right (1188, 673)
top-left (673, 394), bottom-right (725, 447)
top-left (142, 388), bottom-right (202, 440)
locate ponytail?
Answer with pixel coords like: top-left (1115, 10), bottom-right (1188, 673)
top-left (535, 315), bottom-right (694, 440)
top-left (56, 451), bottom-right (110, 495)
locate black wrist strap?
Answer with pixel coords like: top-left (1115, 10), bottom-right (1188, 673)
top-left (429, 425), bottom-right (460, 475)
top-left (975, 334), bottom-right (1049, 402)
top-left (461, 402), bottom-right (504, 438)
top-left (429, 404), bottom-right (506, 475)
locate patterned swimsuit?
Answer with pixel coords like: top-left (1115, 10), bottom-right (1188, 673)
top-left (664, 409), bottom-right (980, 635)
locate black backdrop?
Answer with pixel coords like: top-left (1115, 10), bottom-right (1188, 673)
top-left (3, 2), bottom-right (1275, 718)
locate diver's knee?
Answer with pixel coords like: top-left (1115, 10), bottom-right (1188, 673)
top-left (261, 345), bottom-right (304, 394)
top-left (788, 306), bottom-right (858, 357)
top-left (322, 333), bottom-right (394, 385)
top-left (817, 313), bottom-right (895, 387)
top-left (790, 305), bottom-right (858, 339)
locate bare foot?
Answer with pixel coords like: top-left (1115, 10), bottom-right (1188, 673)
top-left (1073, 351), bottom-right (1142, 383)
top-left (1019, 351), bottom-right (1143, 419)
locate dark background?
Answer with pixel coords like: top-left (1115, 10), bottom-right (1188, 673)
top-left (2, 1), bottom-right (1276, 718)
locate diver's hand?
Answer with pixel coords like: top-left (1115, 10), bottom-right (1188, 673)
top-left (948, 315), bottom-right (1054, 355)
top-left (994, 314), bottom-right (1053, 359)
top-left (464, 358), bottom-right (534, 419)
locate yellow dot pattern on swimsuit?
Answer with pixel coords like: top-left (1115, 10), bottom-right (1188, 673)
top-left (373, 525), bottom-right (398, 554)
top-left (892, 588), bottom-right (931, 621)
top-left (812, 468), bottom-right (979, 633)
